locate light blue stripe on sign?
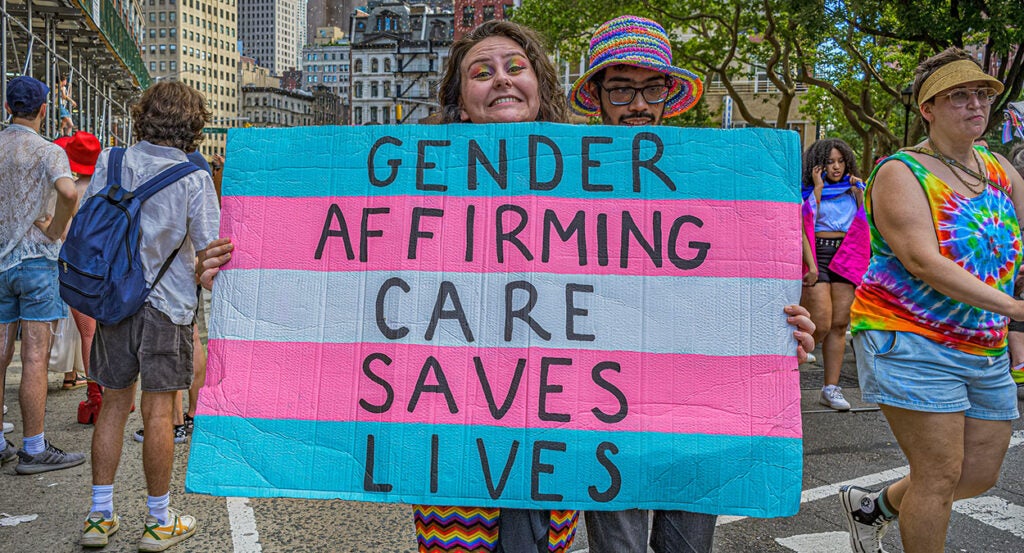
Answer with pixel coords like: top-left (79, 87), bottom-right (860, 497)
top-left (222, 124), bottom-right (802, 203)
top-left (210, 269), bottom-right (800, 356)
top-left (186, 416), bottom-right (802, 517)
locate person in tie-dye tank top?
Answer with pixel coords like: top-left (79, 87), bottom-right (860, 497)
top-left (838, 48), bottom-right (1024, 553)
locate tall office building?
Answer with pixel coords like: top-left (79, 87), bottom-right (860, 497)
top-left (238, 0), bottom-right (300, 74)
top-left (139, 0), bottom-right (241, 158)
top-left (306, 0), bottom-right (359, 37)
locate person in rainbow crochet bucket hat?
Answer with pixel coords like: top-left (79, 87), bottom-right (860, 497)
top-left (569, 14), bottom-right (703, 125)
top-left (573, 15), bottom-right (715, 553)
top-left (574, 15), bottom-right (815, 553)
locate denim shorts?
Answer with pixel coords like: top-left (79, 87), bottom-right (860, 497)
top-left (853, 329), bottom-right (1019, 420)
top-left (0, 257), bottom-right (67, 323)
top-left (91, 304), bottom-right (194, 392)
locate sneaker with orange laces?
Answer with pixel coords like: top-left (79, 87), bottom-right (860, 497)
top-left (138, 509), bottom-right (196, 552)
top-left (81, 511), bottom-right (120, 547)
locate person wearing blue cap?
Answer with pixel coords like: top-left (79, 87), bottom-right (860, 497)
top-left (0, 75), bottom-right (86, 473)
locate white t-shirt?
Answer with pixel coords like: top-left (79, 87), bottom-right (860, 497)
top-left (85, 141), bottom-right (220, 325)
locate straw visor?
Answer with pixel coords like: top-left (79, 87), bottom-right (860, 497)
top-left (918, 59), bottom-right (1004, 106)
top-left (569, 15), bottom-right (703, 118)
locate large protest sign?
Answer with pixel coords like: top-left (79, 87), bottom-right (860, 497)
top-left (186, 123), bottom-right (804, 517)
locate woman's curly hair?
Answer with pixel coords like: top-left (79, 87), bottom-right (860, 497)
top-left (801, 138), bottom-right (859, 186)
top-left (131, 81), bottom-right (211, 152)
top-left (438, 20), bottom-right (568, 124)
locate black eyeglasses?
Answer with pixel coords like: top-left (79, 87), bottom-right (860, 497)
top-left (597, 83), bottom-right (670, 106)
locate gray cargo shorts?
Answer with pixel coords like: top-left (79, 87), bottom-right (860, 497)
top-left (91, 304), bottom-right (194, 392)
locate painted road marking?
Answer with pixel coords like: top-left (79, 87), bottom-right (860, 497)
top-left (228, 497), bottom-right (262, 553)
top-left (775, 531), bottom-right (849, 552)
top-left (953, 496), bottom-right (1024, 539)
top-left (721, 429), bottom-right (1024, 526)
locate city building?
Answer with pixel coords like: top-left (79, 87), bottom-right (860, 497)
top-left (139, 0), bottom-right (241, 158)
top-left (241, 85), bottom-right (315, 126)
top-left (301, 28), bottom-right (350, 100)
top-left (349, 0), bottom-right (453, 124)
top-left (453, 0), bottom-right (516, 40)
top-left (307, 0), bottom-right (359, 36)
top-left (238, 0), bottom-right (299, 75)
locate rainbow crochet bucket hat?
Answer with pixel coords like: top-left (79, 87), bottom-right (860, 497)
top-left (569, 15), bottom-right (703, 118)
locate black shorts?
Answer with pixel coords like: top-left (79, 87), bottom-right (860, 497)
top-left (90, 304), bottom-right (194, 392)
top-left (814, 236), bottom-right (855, 286)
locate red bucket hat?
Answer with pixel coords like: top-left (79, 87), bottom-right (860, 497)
top-left (57, 131), bottom-right (102, 175)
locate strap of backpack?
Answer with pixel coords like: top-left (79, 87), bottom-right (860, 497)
top-left (133, 162), bottom-right (203, 203)
top-left (103, 147), bottom-right (126, 193)
top-left (135, 161), bottom-right (203, 291)
top-left (151, 233), bottom-right (188, 292)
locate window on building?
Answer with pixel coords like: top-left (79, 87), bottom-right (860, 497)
top-left (483, 5), bottom-right (495, 21)
top-left (354, 107), bottom-right (362, 125)
top-left (159, 12), bottom-right (166, 22)
top-left (384, 58), bottom-right (391, 72)
top-left (354, 59), bottom-right (363, 73)
top-left (170, 44), bottom-right (176, 53)
top-left (159, 28), bottom-right (167, 37)
top-left (159, 44), bottom-right (166, 53)
top-left (461, 6), bottom-right (474, 28)
top-left (371, 58), bottom-right (379, 72)
top-left (382, 107), bottom-right (389, 124)
top-left (170, 61), bottom-right (177, 70)
top-left (149, 12), bottom-right (156, 22)
top-left (354, 82), bottom-right (363, 98)
top-left (150, 61), bottom-right (156, 71)
top-left (371, 82), bottom-right (378, 97)
top-left (170, 12), bottom-right (176, 22)
top-left (160, 61), bottom-right (167, 71)
top-left (383, 82), bottom-right (391, 97)
top-left (370, 106), bottom-right (378, 123)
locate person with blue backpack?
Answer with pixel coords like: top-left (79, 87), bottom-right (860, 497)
top-left (68, 81), bottom-right (221, 552)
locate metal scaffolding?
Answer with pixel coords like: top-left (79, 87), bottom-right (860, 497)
top-left (2, 0), bottom-right (146, 143)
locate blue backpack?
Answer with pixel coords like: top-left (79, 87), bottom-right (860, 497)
top-left (58, 147), bottom-right (202, 325)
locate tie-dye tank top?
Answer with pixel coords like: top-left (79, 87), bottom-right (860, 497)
top-left (849, 146), bottom-right (1021, 356)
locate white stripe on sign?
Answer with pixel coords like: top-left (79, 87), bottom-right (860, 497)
top-left (775, 531), bottom-right (850, 552)
top-left (953, 496), bottom-right (1024, 539)
top-left (719, 429), bottom-right (1024, 526)
top-left (227, 497), bottom-right (262, 553)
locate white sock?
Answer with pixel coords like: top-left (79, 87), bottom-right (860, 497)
top-left (147, 493), bottom-right (170, 525)
top-left (91, 484), bottom-right (114, 518)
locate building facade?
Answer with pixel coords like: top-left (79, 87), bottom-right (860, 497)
top-left (453, 0), bottom-right (516, 39)
top-left (238, 0), bottom-right (300, 75)
top-left (349, 0), bottom-right (453, 124)
top-left (241, 85), bottom-right (314, 126)
top-left (140, 0), bottom-right (241, 158)
top-left (301, 41), bottom-right (350, 97)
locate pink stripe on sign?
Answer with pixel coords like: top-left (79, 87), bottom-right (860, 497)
top-left (219, 195), bottom-right (800, 278)
top-left (198, 339), bottom-right (802, 439)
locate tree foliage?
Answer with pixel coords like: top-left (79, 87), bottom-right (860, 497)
top-left (514, 0), bottom-right (1024, 173)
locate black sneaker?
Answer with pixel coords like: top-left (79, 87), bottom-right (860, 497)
top-left (183, 415), bottom-right (194, 434)
top-left (839, 485), bottom-right (895, 553)
top-left (15, 440), bottom-right (86, 474)
top-left (134, 426), bottom-right (188, 444)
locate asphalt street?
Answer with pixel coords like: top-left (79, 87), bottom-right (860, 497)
top-left (2, 339), bottom-right (1023, 552)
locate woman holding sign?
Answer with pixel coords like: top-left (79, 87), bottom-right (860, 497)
top-left (799, 138), bottom-right (866, 411)
top-left (841, 48), bottom-right (1024, 553)
top-left (413, 20), bottom-right (577, 553)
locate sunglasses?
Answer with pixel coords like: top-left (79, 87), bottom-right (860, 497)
top-left (942, 87), bottom-right (998, 108)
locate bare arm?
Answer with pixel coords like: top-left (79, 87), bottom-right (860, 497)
top-left (871, 159), bottom-right (1024, 320)
top-left (801, 222), bottom-right (817, 286)
top-left (35, 176), bottom-right (78, 241)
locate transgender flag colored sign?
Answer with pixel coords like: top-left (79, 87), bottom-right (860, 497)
top-left (186, 123), bottom-right (805, 518)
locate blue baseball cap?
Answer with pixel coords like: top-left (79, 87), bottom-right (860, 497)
top-left (6, 76), bottom-right (50, 113)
